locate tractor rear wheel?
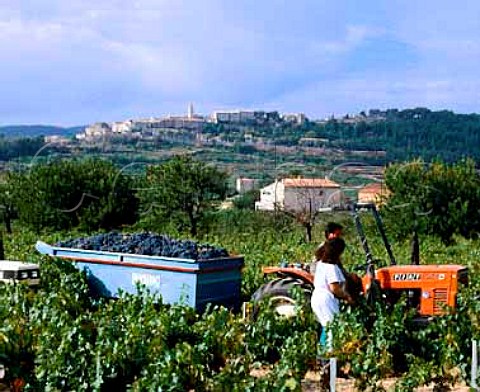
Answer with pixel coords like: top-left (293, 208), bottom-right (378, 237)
top-left (251, 277), bottom-right (313, 318)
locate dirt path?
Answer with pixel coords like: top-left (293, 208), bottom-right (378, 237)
top-left (1, 377), bottom-right (472, 391)
top-left (301, 371), bottom-right (471, 391)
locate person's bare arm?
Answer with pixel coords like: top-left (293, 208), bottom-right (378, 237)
top-left (329, 282), bottom-right (354, 304)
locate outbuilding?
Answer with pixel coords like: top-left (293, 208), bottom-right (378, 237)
top-left (255, 178), bottom-right (344, 212)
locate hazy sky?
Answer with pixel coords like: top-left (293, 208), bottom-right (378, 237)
top-left (1, 1), bottom-right (479, 125)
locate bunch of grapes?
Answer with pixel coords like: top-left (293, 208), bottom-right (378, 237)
top-left (56, 232), bottom-right (229, 260)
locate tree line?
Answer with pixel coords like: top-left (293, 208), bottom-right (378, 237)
top-left (0, 136), bottom-right (46, 161)
top-left (0, 156), bottom-right (227, 236)
top-left (308, 108), bottom-right (480, 163)
top-left (0, 156), bottom-right (479, 245)
top-left (221, 108), bottom-right (480, 164)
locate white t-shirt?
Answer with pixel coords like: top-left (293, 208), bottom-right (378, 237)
top-left (310, 262), bottom-right (346, 326)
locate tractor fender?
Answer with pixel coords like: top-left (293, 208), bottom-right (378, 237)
top-left (262, 266), bottom-right (314, 286)
top-left (262, 267), bottom-right (364, 302)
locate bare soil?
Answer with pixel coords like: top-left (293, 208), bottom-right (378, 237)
top-left (301, 371), bottom-right (471, 391)
top-left (0, 374), bottom-right (472, 391)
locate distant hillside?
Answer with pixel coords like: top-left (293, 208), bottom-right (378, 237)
top-left (241, 108), bottom-right (480, 163)
top-left (0, 125), bottom-right (84, 138)
top-left (316, 108), bottom-right (480, 162)
top-left (2, 107), bottom-right (479, 165)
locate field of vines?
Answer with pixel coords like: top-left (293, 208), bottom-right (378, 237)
top-left (1, 210), bottom-right (479, 391)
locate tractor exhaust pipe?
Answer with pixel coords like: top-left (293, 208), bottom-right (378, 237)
top-left (411, 231), bottom-right (420, 265)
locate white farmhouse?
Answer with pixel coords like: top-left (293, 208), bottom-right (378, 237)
top-left (255, 178), bottom-right (344, 212)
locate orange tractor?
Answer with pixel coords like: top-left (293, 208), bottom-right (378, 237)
top-left (252, 203), bottom-right (468, 319)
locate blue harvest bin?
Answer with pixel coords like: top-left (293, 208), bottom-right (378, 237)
top-left (35, 241), bottom-right (244, 311)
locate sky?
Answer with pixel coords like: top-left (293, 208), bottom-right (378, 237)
top-left (1, 0), bottom-right (480, 126)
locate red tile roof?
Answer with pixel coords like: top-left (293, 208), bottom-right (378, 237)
top-left (359, 182), bottom-right (388, 193)
top-left (283, 178), bottom-right (340, 188)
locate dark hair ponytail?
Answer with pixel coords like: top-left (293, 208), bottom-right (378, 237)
top-left (322, 238), bottom-right (346, 264)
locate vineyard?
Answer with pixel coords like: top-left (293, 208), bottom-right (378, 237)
top-left (0, 209), bottom-right (479, 391)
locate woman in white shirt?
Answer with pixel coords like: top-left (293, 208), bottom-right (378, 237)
top-left (311, 238), bottom-right (353, 348)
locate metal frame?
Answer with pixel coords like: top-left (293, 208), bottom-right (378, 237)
top-left (351, 202), bottom-right (397, 271)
